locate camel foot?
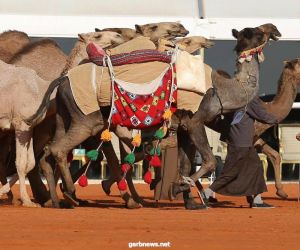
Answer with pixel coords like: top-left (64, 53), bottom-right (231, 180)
top-left (101, 180), bottom-right (111, 195)
top-left (276, 189), bottom-right (288, 199)
top-left (126, 198), bottom-right (143, 209)
top-left (63, 192), bottom-right (79, 206)
top-left (168, 183), bottom-right (181, 201)
top-left (0, 183), bottom-right (10, 197)
top-left (132, 196), bottom-right (146, 206)
top-left (11, 198), bottom-right (22, 206)
top-left (43, 199), bottom-right (60, 208)
top-left (22, 201), bottom-right (41, 208)
top-left (59, 200), bottom-right (74, 209)
top-left (184, 198), bottom-right (208, 210)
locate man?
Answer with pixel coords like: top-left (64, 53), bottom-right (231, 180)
top-left (208, 96), bottom-right (278, 208)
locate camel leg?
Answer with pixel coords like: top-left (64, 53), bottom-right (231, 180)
top-left (39, 152), bottom-right (60, 207)
top-left (256, 140), bottom-right (288, 199)
top-left (100, 142), bottom-right (119, 195)
top-left (15, 129), bottom-right (40, 207)
top-left (119, 141), bottom-right (145, 205)
top-left (188, 121), bottom-right (216, 182)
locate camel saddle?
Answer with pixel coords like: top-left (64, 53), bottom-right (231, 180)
top-left (67, 36), bottom-right (212, 117)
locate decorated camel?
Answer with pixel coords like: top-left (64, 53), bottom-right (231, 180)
top-left (0, 23), bottom-right (190, 207)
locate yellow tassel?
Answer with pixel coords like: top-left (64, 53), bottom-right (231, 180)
top-left (132, 134), bottom-right (142, 147)
top-left (162, 125), bottom-right (168, 136)
top-left (163, 109), bottom-right (172, 120)
top-left (101, 129), bottom-right (112, 142)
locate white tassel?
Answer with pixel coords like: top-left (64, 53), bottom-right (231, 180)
top-left (246, 55), bottom-right (253, 62)
top-left (238, 57), bottom-right (246, 63)
top-left (258, 52), bottom-right (265, 62)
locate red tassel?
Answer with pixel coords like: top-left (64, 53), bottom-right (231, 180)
top-left (146, 155), bottom-right (152, 161)
top-left (78, 175), bottom-right (88, 187)
top-left (143, 170), bottom-right (152, 184)
top-left (118, 179), bottom-right (127, 191)
top-left (121, 163), bottom-right (131, 173)
top-left (67, 151), bottom-right (73, 163)
top-left (150, 155), bottom-right (161, 167)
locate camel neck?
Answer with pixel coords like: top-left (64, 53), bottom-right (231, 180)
top-left (62, 41), bottom-right (87, 75)
top-left (234, 56), bottom-right (260, 86)
top-left (269, 71), bottom-right (299, 121)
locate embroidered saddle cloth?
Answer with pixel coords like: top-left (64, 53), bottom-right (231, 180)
top-left (110, 63), bottom-right (177, 129)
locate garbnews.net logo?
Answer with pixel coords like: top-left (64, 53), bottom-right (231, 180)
top-left (128, 241), bottom-right (171, 248)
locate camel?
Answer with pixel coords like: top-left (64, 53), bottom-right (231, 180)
top-left (95, 22), bottom-right (189, 44)
top-left (135, 22), bottom-right (189, 44)
top-left (0, 31), bottom-right (126, 206)
top-left (95, 28), bottom-right (138, 42)
top-left (253, 58), bottom-right (300, 199)
top-left (9, 39), bottom-right (68, 81)
top-left (0, 30), bottom-right (30, 63)
top-left (168, 24), bottom-right (281, 209)
top-left (0, 60), bottom-right (56, 207)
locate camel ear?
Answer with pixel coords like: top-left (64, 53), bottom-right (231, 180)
top-left (232, 29), bottom-right (239, 39)
top-left (95, 28), bottom-right (101, 32)
top-left (149, 24), bottom-right (158, 31)
top-left (243, 28), bottom-right (253, 39)
top-left (135, 24), bottom-right (143, 34)
top-left (78, 33), bottom-right (86, 42)
top-left (284, 60), bottom-right (293, 69)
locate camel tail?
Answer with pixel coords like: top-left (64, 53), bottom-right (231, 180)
top-left (25, 76), bottom-right (66, 126)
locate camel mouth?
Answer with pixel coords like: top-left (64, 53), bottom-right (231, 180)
top-left (270, 32), bottom-right (281, 41)
top-left (203, 40), bottom-right (215, 48)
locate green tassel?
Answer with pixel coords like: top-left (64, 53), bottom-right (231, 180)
top-left (86, 150), bottom-right (99, 161)
top-left (124, 153), bottom-right (135, 164)
top-left (156, 146), bottom-right (161, 156)
top-left (154, 129), bottom-right (164, 139)
top-left (150, 146), bottom-right (161, 156)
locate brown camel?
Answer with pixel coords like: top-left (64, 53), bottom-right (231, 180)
top-left (169, 24), bottom-right (281, 209)
top-left (254, 58), bottom-right (300, 199)
top-left (0, 30), bottom-right (30, 63)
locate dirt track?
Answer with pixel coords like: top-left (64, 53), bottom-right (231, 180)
top-left (0, 183), bottom-right (299, 250)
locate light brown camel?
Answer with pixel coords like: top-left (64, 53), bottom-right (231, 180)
top-left (95, 28), bottom-right (138, 42)
top-left (135, 22), bottom-right (189, 44)
top-left (95, 22), bottom-right (189, 44)
top-left (0, 60), bottom-right (54, 207)
top-left (0, 30), bottom-right (30, 63)
top-left (9, 39), bottom-right (68, 81)
top-left (254, 58), bottom-right (300, 199)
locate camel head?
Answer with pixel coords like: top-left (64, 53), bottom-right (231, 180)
top-left (258, 23), bottom-right (281, 41)
top-left (175, 36), bottom-right (214, 53)
top-left (135, 22), bottom-right (189, 43)
top-left (157, 36), bottom-right (213, 53)
top-left (95, 28), bottom-right (138, 42)
top-left (283, 59), bottom-right (300, 81)
top-left (232, 27), bottom-right (266, 54)
top-left (78, 31), bottom-right (125, 49)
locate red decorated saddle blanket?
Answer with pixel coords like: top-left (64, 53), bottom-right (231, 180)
top-left (110, 63), bottom-right (177, 129)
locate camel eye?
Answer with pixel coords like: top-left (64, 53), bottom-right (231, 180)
top-left (95, 35), bottom-right (102, 39)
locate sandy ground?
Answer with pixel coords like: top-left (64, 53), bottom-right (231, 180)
top-left (0, 183), bottom-right (299, 250)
